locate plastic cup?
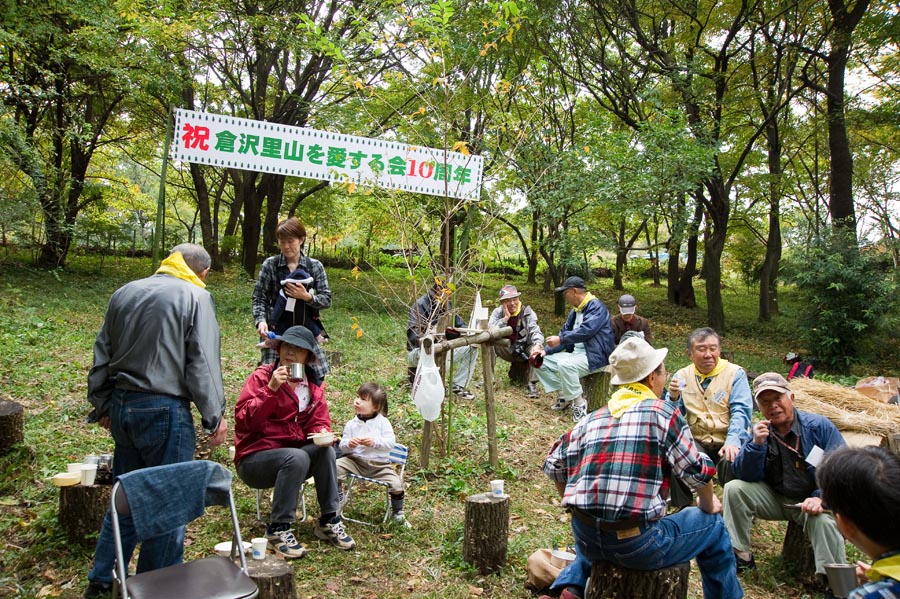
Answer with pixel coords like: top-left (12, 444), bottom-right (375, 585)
top-left (80, 464), bottom-right (98, 486)
top-left (490, 479), bottom-right (504, 496)
top-left (83, 455), bottom-right (100, 465)
top-left (228, 445), bottom-right (236, 461)
top-left (67, 463), bottom-right (83, 474)
top-left (251, 537), bottom-right (267, 560)
top-left (824, 564), bottom-right (857, 598)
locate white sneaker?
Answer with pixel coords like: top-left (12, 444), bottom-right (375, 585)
top-left (572, 402), bottom-right (588, 422)
top-left (390, 511), bottom-right (412, 529)
top-left (314, 516), bottom-right (356, 550)
top-left (551, 396), bottom-right (572, 411)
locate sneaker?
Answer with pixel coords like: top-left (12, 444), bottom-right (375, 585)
top-left (735, 551), bottom-right (756, 573)
top-left (314, 516), bottom-right (356, 550)
top-left (266, 528), bottom-right (307, 560)
top-left (83, 581), bottom-right (112, 599)
top-left (390, 511), bottom-right (412, 529)
top-left (526, 383), bottom-right (539, 398)
top-left (452, 385), bottom-right (475, 400)
top-left (551, 396), bottom-right (572, 411)
top-left (572, 402), bottom-right (587, 422)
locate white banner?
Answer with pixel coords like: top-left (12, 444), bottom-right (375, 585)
top-left (171, 109), bottom-right (483, 201)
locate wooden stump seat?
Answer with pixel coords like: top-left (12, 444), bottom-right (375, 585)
top-left (0, 399), bottom-right (24, 454)
top-left (58, 484), bottom-right (111, 546)
top-left (781, 519), bottom-right (815, 578)
top-left (582, 369), bottom-right (612, 413)
top-left (586, 561), bottom-right (690, 599)
top-left (245, 555), bottom-right (297, 599)
top-left (462, 492), bottom-right (509, 574)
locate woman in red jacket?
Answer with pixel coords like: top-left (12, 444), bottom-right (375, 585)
top-left (234, 326), bottom-right (355, 559)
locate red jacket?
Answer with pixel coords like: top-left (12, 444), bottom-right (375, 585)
top-left (234, 363), bottom-right (331, 466)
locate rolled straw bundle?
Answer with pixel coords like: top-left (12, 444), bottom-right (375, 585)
top-left (789, 378), bottom-right (900, 437)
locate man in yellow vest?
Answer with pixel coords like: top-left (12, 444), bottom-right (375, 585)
top-left (667, 327), bottom-right (752, 508)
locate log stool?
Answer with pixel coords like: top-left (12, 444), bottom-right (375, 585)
top-left (245, 555), bottom-right (297, 599)
top-left (58, 484), bottom-right (111, 546)
top-left (781, 519), bottom-right (815, 578)
top-left (507, 360), bottom-right (530, 386)
top-left (0, 399), bottom-right (24, 454)
top-left (586, 561), bottom-right (690, 599)
top-left (463, 492), bottom-right (509, 574)
top-left (582, 369), bottom-right (611, 412)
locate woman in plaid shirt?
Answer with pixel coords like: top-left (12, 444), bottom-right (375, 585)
top-left (541, 337), bottom-right (743, 599)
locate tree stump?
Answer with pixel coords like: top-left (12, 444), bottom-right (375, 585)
top-left (507, 360), bottom-right (530, 386)
top-left (463, 492), bottom-right (509, 574)
top-left (586, 561), bottom-right (690, 599)
top-left (782, 519), bottom-right (815, 578)
top-left (0, 399), bottom-right (24, 454)
top-left (59, 484), bottom-right (112, 546)
top-left (881, 433), bottom-right (900, 457)
top-left (582, 369), bottom-right (612, 412)
top-left (324, 350), bottom-right (343, 368)
top-left (245, 555), bottom-right (297, 599)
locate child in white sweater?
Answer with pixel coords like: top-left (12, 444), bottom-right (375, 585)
top-left (337, 382), bottom-right (409, 527)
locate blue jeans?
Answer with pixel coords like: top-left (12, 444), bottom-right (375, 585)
top-left (553, 507), bottom-right (743, 599)
top-left (88, 391), bottom-right (196, 586)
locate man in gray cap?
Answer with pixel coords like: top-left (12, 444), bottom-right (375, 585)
top-left (724, 372), bottom-right (846, 588)
top-left (611, 294), bottom-right (652, 345)
top-left (532, 276), bottom-right (615, 422)
top-left (488, 284), bottom-right (544, 397)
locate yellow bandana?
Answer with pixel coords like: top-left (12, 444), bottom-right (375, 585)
top-left (608, 383), bottom-right (658, 418)
top-left (508, 304), bottom-right (521, 317)
top-left (694, 358), bottom-right (730, 383)
top-left (155, 252), bottom-right (206, 289)
top-left (574, 292), bottom-right (596, 313)
top-left (868, 553), bottom-right (900, 582)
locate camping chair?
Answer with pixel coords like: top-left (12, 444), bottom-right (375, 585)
top-left (254, 479), bottom-right (312, 523)
top-left (340, 443), bottom-right (408, 526)
top-left (110, 460), bottom-right (258, 599)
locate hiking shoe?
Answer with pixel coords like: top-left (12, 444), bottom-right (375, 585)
top-left (266, 528), bottom-right (307, 560)
top-left (551, 396), bottom-right (572, 411)
top-left (314, 516), bottom-right (356, 550)
top-left (735, 552), bottom-right (756, 573)
top-left (83, 581), bottom-right (112, 599)
top-left (572, 402), bottom-right (587, 422)
top-left (390, 511), bottom-right (412, 529)
top-left (526, 383), bottom-right (539, 398)
top-left (452, 385), bottom-right (475, 400)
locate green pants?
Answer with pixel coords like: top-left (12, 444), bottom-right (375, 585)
top-left (723, 479), bottom-right (846, 575)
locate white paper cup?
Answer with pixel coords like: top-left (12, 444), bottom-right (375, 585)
top-left (80, 464), bottom-right (98, 486)
top-left (67, 463), bottom-right (83, 474)
top-left (490, 479), bottom-right (504, 496)
top-left (228, 446), bottom-right (236, 461)
top-left (251, 537), bottom-right (268, 560)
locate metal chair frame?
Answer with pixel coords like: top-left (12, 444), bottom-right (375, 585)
top-left (340, 443), bottom-right (408, 526)
top-left (254, 479), bottom-right (311, 523)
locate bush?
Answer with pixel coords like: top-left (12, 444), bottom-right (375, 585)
top-left (787, 229), bottom-right (897, 371)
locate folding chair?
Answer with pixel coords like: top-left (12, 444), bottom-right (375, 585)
top-left (341, 443), bottom-right (408, 526)
top-left (254, 479), bottom-right (311, 523)
top-left (110, 461), bottom-right (258, 599)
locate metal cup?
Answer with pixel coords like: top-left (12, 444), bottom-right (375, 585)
top-left (289, 363), bottom-right (304, 382)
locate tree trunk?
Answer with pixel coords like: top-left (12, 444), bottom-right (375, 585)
top-left (239, 171), bottom-right (264, 276)
top-left (674, 200), bottom-right (703, 308)
top-left (759, 118), bottom-right (783, 321)
top-left (703, 181), bottom-right (729, 332)
top-left (463, 492), bottom-right (509, 574)
top-left (0, 399), bottom-right (24, 453)
top-left (586, 561), bottom-right (690, 599)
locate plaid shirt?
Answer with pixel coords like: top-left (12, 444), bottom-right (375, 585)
top-left (252, 253), bottom-right (331, 378)
top-left (543, 398), bottom-right (716, 523)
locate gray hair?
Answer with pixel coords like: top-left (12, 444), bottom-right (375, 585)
top-left (687, 327), bottom-right (720, 351)
top-left (170, 243), bottom-right (211, 275)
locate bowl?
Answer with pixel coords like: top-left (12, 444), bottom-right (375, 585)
top-left (549, 549), bottom-right (576, 569)
top-left (310, 431), bottom-right (335, 447)
top-left (214, 541), bottom-right (251, 557)
top-left (52, 472), bottom-right (81, 487)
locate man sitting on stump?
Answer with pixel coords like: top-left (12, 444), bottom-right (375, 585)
top-left (724, 372), bottom-right (847, 595)
top-left (611, 294), bottom-right (652, 345)
top-left (540, 337), bottom-right (743, 599)
top-left (488, 284), bottom-right (544, 397)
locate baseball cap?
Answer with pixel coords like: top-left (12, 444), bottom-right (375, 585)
top-left (752, 372), bottom-right (791, 399)
top-left (618, 294), bottom-right (636, 315)
top-left (555, 276), bottom-right (586, 293)
top-left (498, 285), bottom-right (521, 301)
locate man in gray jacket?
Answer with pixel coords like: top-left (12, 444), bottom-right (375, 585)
top-left (488, 285), bottom-right (544, 397)
top-left (83, 243), bottom-right (227, 599)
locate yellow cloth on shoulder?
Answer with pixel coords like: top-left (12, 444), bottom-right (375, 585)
top-left (694, 358), bottom-right (731, 383)
top-left (608, 383), bottom-right (658, 418)
top-left (574, 292), bottom-right (596, 313)
top-left (869, 553), bottom-right (900, 582)
top-left (155, 251), bottom-right (206, 289)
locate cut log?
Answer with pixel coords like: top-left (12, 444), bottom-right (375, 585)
top-left (586, 561), bottom-right (690, 599)
top-left (0, 399), bottom-right (24, 454)
top-left (463, 492), bottom-right (509, 574)
top-left (59, 484), bottom-right (112, 546)
top-left (507, 360), bottom-right (530, 386)
top-left (881, 433), bottom-right (900, 457)
top-left (324, 350), bottom-right (343, 368)
top-left (782, 519), bottom-right (815, 578)
top-left (245, 555), bottom-right (297, 599)
top-left (582, 369), bottom-right (612, 413)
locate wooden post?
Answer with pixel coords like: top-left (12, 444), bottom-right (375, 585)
top-left (582, 368), bottom-right (612, 412)
top-left (781, 519), bottom-right (815, 578)
top-left (463, 492), bottom-right (509, 574)
top-left (482, 337), bottom-right (498, 470)
top-left (0, 399), bottom-right (24, 453)
top-left (59, 484), bottom-right (112, 546)
top-left (586, 561), bottom-right (690, 599)
top-left (245, 555), bottom-right (297, 599)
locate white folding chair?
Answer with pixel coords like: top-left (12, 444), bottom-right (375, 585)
top-left (110, 461), bottom-right (258, 599)
top-left (341, 443), bottom-right (408, 526)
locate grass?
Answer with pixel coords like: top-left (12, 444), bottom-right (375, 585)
top-left (0, 252), bottom-right (890, 599)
